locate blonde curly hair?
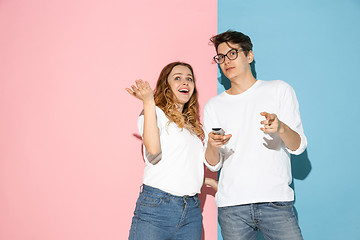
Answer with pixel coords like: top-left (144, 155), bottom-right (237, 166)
top-left (154, 62), bottom-right (204, 140)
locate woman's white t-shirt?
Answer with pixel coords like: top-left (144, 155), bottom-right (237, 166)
top-left (137, 107), bottom-right (204, 197)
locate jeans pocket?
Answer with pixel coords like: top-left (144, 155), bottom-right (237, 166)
top-left (269, 201), bottom-right (294, 209)
top-left (139, 192), bottom-right (164, 207)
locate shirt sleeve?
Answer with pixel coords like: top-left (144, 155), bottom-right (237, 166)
top-left (137, 106), bottom-right (167, 137)
top-left (278, 81), bottom-right (307, 155)
top-left (203, 101), bottom-right (223, 172)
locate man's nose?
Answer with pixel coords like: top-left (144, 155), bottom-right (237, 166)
top-left (224, 55), bottom-right (231, 64)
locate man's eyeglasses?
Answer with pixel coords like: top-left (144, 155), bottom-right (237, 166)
top-left (213, 49), bottom-right (245, 64)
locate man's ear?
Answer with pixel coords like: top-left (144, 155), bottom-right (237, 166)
top-left (247, 50), bottom-right (254, 63)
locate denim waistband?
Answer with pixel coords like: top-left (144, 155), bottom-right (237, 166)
top-left (141, 184), bottom-right (198, 201)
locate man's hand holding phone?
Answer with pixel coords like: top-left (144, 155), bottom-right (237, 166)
top-left (208, 128), bottom-right (232, 149)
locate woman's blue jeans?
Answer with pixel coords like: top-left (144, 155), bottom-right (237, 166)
top-left (128, 185), bottom-right (202, 240)
top-left (218, 201), bottom-right (303, 240)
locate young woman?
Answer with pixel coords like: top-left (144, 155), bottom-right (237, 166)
top-left (126, 62), bottom-right (205, 240)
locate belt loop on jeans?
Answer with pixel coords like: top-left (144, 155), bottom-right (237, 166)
top-left (139, 184), bottom-right (144, 193)
top-left (165, 193), bottom-right (170, 203)
top-left (193, 194), bottom-right (198, 205)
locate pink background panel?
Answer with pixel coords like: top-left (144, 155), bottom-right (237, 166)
top-left (0, 0), bottom-right (218, 240)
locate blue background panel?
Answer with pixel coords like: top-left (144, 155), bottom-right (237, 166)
top-left (217, 0), bottom-right (360, 239)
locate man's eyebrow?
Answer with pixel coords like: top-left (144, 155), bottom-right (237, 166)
top-left (218, 48), bottom-right (237, 55)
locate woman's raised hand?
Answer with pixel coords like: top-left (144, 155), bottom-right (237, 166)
top-left (126, 79), bottom-right (154, 103)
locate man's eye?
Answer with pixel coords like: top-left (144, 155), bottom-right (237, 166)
top-left (218, 55), bottom-right (225, 60)
top-left (230, 51), bottom-right (237, 56)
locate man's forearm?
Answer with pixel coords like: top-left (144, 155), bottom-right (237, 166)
top-left (278, 121), bottom-right (301, 151)
top-left (205, 144), bottom-right (221, 166)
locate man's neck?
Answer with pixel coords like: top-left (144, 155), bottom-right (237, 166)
top-left (226, 74), bottom-right (257, 95)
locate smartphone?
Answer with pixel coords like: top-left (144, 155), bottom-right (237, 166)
top-left (212, 128), bottom-right (225, 136)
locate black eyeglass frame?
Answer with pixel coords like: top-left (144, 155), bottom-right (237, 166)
top-left (213, 48), bottom-right (245, 64)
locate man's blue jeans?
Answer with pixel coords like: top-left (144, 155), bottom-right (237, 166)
top-left (128, 185), bottom-right (202, 240)
top-left (218, 201), bottom-right (303, 240)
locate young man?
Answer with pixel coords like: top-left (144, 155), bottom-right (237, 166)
top-left (203, 30), bottom-right (307, 240)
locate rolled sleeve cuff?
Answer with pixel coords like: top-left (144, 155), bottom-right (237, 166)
top-left (286, 133), bottom-right (307, 155)
top-left (203, 155), bottom-right (223, 172)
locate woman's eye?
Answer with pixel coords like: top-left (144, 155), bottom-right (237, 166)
top-left (174, 77), bottom-right (180, 80)
top-left (187, 78), bottom-right (193, 82)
